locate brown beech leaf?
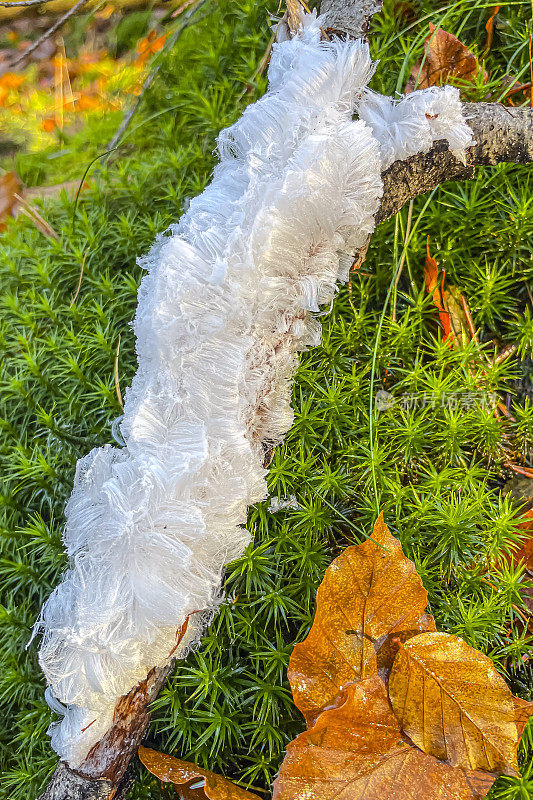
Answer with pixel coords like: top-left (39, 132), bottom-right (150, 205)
top-left (389, 632), bottom-right (519, 775)
top-left (407, 23), bottom-right (485, 93)
top-left (505, 509), bottom-right (533, 575)
top-left (424, 238), bottom-right (452, 341)
top-left (287, 513), bottom-right (435, 726)
top-left (138, 746), bottom-right (260, 800)
top-left (273, 675), bottom-right (494, 800)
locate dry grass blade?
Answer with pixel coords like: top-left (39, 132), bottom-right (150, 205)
top-left (13, 192), bottom-right (59, 239)
top-left (70, 253), bottom-right (86, 308)
top-left (114, 335), bottom-right (123, 411)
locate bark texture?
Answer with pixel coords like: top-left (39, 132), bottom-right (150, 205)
top-left (36, 764), bottom-right (113, 800)
top-left (37, 662), bottom-right (175, 800)
top-left (378, 103), bottom-right (533, 223)
top-left (320, 0), bottom-right (382, 38)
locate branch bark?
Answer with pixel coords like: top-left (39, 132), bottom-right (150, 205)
top-left (378, 103), bottom-right (533, 223)
top-left (37, 662), bottom-right (175, 800)
top-left (320, 0), bottom-right (383, 38)
top-left (35, 3), bottom-right (533, 800)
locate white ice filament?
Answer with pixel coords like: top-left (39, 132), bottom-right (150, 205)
top-left (35, 12), bottom-right (473, 766)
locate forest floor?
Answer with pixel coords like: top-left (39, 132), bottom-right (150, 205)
top-left (0, 1), bottom-right (532, 798)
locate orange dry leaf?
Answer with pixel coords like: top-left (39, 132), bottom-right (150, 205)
top-left (424, 240), bottom-right (469, 345)
top-left (76, 93), bottom-right (102, 112)
top-left (509, 509), bottom-right (533, 573)
top-left (41, 117), bottom-right (58, 132)
top-left (407, 23), bottom-right (485, 93)
top-left (138, 746), bottom-right (260, 800)
top-left (0, 71), bottom-right (25, 91)
top-left (424, 238), bottom-right (451, 339)
top-left (273, 675), bottom-right (495, 800)
top-left (484, 7), bottom-right (501, 55)
top-left (0, 171), bottom-right (21, 230)
top-left (135, 30), bottom-right (167, 66)
top-left (389, 632), bottom-right (520, 775)
top-left (287, 513), bottom-right (435, 727)
top-left (514, 697), bottom-right (533, 737)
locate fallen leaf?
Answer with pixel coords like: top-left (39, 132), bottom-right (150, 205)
top-left (273, 675), bottom-right (494, 800)
top-left (0, 70), bottom-right (25, 106)
top-left (135, 30), bottom-right (167, 66)
top-left (424, 238), bottom-right (452, 340)
top-left (138, 746), bottom-right (260, 800)
top-left (287, 513), bottom-right (435, 727)
top-left (442, 285), bottom-right (469, 345)
top-left (0, 171), bottom-right (21, 230)
top-left (484, 7), bottom-right (501, 55)
top-left (509, 509), bottom-right (533, 574)
top-left (407, 23), bottom-right (485, 93)
top-left (389, 631), bottom-right (519, 775)
top-left (424, 240), bottom-right (469, 345)
top-left (497, 507), bottom-right (533, 633)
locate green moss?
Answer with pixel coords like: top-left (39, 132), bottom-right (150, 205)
top-left (0, 1), bottom-right (532, 797)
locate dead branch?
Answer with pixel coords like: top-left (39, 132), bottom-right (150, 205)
top-left (320, 0), bottom-right (383, 38)
top-left (35, 2), bottom-right (533, 799)
top-left (0, 0), bottom-right (57, 7)
top-left (377, 103), bottom-right (533, 223)
top-left (9, 0), bottom-right (89, 69)
top-left (37, 661), bottom-right (175, 800)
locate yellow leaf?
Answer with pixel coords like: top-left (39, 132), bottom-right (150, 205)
top-left (138, 747), bottom-right (260, 800)
top-left (288, 513), bottom-right (435, 726)
top-left (273, 675), bottom-right (494, 800)
top-left (389, 632), bottom-right (519, 775)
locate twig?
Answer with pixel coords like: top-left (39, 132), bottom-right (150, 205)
top-left (503, 80), bottom-right (533, 100)
top-left (287, 0), bottom-right (303, 34)
top-left (237, 32), bottom-right (275, 100)
top-left (460, 293), bottom-right (480, 347)
top-left (106, 0), bottom-right (211, 153)
top-left (529, 35), bottom-right (533, 107)
top-left (0, 0), bottom-right (56, 6)
top-left (505, 462), bottom-right (533, 478)
top-left (13, 193), bottom-right (59, 240)
top-left (10, 0), bottom-right (89, 69)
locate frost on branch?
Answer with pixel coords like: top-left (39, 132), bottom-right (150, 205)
top-left (34, 10), bottom-right (472, 767)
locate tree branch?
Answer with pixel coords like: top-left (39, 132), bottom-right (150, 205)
top-left (377, 103), bottom-right (533, 223)
top-left (9, 0), bottom-right (89, 69)
top-left (319, 0), bottom-right (382, 38)
top-left (37, 661), bottom-right (175, 800)
top-left (34, 2), bottom-right (533, 800)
